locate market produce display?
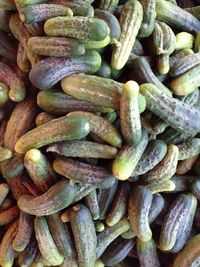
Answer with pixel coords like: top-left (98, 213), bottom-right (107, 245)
top-left (0, 0), bottom-right (200, 266)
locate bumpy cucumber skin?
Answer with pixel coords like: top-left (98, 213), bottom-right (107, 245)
top-left (143, 144), bottom-right (179, 182)
top-left (156, 0), bottom-right (200, 33)
top-left (137, 238), bottom-right (160, 267)
top-left (100, 237), bottom-right (134, 266)
top-left (177, 138), bottom-right (200, 160)
top-left (44, 16), bottom-right (110, 41)
top-left (29, 50), bottom-right (101, 90)
top-left (159, 193), bottom-right (197, 251)
top-left (111, 0), bottom-right (143, 70)
top-left (112, 128), bottom-right (148, 180)
top-left (15, 116), bottom-right (90, 154)
top-left (128, 186), bottom-right (153, 242)
top-left (53, 157), bottom-right (116, 189)
top-left (132, 140), bottom-right (167, 176)
top-left (120, 81), bottom-right (141, 146)
top-left (70, 204), bottom-right (97, 267)
top-left (34, 216), bottom-right (64, 266)
top-left (28, 36), bottom-right (85, 57)
top-left (85, 189), bottom-right (100, 220)
top-left (138, 0), bottom-right (156, 38)
top-left (140, 83), bottom-right (200, 135)
top-left (18, 180), bottom-right (77, 216)
top-left (22, 4), bottom-right (73, 23)
top-left (47, 140), bottom-right (118, 159)
top-left (98, 0), bottom-right (119, 13)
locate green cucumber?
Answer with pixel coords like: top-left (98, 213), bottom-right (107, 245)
top-left (69, 204), bottom-right (97, 267)
top-left (44, 16), bottom-right (110, 41)
top-left (15, 115), bottom-right (90, 154)
top-left (98, 0), bottom-right (119, 13)
top-left (159, 193), bottom-right (197, 252)
top-left (1, 154), bottom-right (24, 180)
top-left (132, 39), bottom-right (144, 55)
top-left (67, 111), bottom-right (122, 148)
top-left (106, 182), bottom-right (130, 226)
top-left (156, 0), bottom-right (200, 33)
top-left (29, 50), bottom-right (101, 90)
top-left (138, 0), bottom-right (156, 38)
top-left (128, 186), bottom-right (153, 242)
top-left (100, 237), bottom-right (135, 266)
top-left (111, 0), bottom-right (143, 70)
top-left (82, 36), bottom-right (110, 50)
top-left (143, 144), bottom-right (179, 182)
top-left (112, 128), bottom-right (148, 180)
top-left (175, 32), bottom-right (194, 50)
top-left (96, 60), bottom-right (112, 78)
top-left (132, 57), bottom-right (172, 96)
top-left (120, 81), bottom-right (142, 146)
top-left (34, 216), bottom-right (64, 266)
top-left (177, 138), bottom-right (200, 160)
top-left (96, 219), bottom-right (130, 258)
top-left (18, 180), bottom-right (77, 216)
top-left (21, 4), bottom-right (72, 23)
top-left (137, 238), bottom-right (160, 267)
top-left (28, 36), bottom-right (85, 57)
top-left (139, 83), bottom-right (200, 135)
top-left (24, 148), bottom-right (57, 193)
top-left (85, 189), bottom-right (100, 220)
top-left (131, 139), bottom-right (167, 176)
top-left (53, 157), bottom-right (116, 189)
top-left (170, 63), bottom-right (200, 95)
top-left (146, 179), bottom-right (176, 194)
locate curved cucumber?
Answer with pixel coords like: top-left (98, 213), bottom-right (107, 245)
top-left (44, 16), bottom-right (110, 41)
top-left (15, 115), bottom-right (90, 154)
top-left (53, 157), bottom-right (116, 189)
top-left (140, 83), bottom-right (200, 135)
top-left (29, 50), bottom-right (101, 90)
top-left (18, 180), bottom-right (77, 216)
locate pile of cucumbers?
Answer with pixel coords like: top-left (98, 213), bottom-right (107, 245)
top-left (1, 0), bottom-right (200, 266)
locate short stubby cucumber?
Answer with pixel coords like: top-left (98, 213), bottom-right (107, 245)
top-left (44, 16), bottom-right (110, 41)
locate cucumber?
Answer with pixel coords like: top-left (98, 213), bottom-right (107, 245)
top-left (111, 0), bottom-right (143, 70)
top-left (18, 237), bottom-right (38, 267)
top-left (17, 43), bottom-right (30, 73)
top-left (15, 115), bottom-right (90, 154)
top-left (128, 186), bottom-right (153, 242)
top-left (0, 82), bottom-right (9, 107)
top-left (0, 10), bottom-right (10, 32)
top-left (137, 238), bottom-right (160, 267)
top-left (96, 219), bottom-right (130, 258)
top-left (0, 205), bottom-right (19, 226)
top-left (61, 73), bottom-right (146, 113)
top-left (85, 189), bottom-right (100, 220)
top-left (112, 128), bottom-right (148, 180)
top-left (191, 179), bottom-right (200, 201)
top-left (98, 0), bottom-right (119, 13)
top-left (69, 204), bottom-right (97, 267)
top-left (170, 63), bottom-right (200, 96)
top-left (28, 36), bottom-right (85, 57)
top-left (81, 36), bottom-right (111, 50)
top-left (31, 252), bottom-right (43, 267)
top-left (159, 193), bottom-right (197, 252)
top-left (34, 216), bottom-right (64, 266)
top-left (18, 180), bottom-right (77, 216)
top-left (120, 81), bottom-right (142, 146)
top-left (21, 4), bottom-right (73, 23)
top-left (132, 57), bottom-right (172, 96)
top-left (53, 157), bottom-right (116, 189)
top-left (156, 0), bottom-right (200, 33)
top-left (0, 31), bottom-right (17, 60)
top-left (96, 60), bottom-right (112, 78)
top-left (138, 0), bottom-right (156, 38)
top-left (67, 111), bottom-right (122, 148)
top-left (12, 211), bottom-right (33, 252)
top-left (100, 237), bottom-right (134, 266)
top-left (0, 183), bottom-right (9, 206)
top-left (58, 1), bottom-right (94, 17)
top-left (195, 31), bottom-right (200, 52)
top-left (106, 182), bottom-right (130, 226)
top-left (47, 140), bottom-right (118, 159)
top-left (172, 234), bottom-right (200, 267)
top-left (98, 180), bottom-right (118, 220)
top-left (24, 148), bottom-right (56, 193)
top-left (0, 0), bottom-right (16, 10)
top-left (139, 83), bottom-right (200, 135)
top-left (143, 144), bottom-right (179, 182)
top-left (94, 9), bottom-right (121, 41)
top-left (44, 16), bottom-right (110, 41)
top-left (131, 140), bottom-right (167, 176)
top-left (175, 32), bottom-right (194, 50)
top-left (36, 112), bottom-right (57, 126)
top-left (146, 180), bottom-right (176, 194)
top-left (176, 154), bottom-right (198, 175)
top-left (73, 183), bottom-right (94, 203)
top-left (0, 221), bottom-right (18, 267)
top-left (37, 89), bottom-right (111, 115)
top-left (170, 48), bottom-right (194, 68)
top-left (185, 6), bottom-right (200, 20)
top-left (177, 138), bottom-right (200, 160)
top-left (1, 154), bottom-right (24, 180)
top-left (29, 50), bottom-right (101, 90)
top-left (47, 213), bottom-right (78, 266)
